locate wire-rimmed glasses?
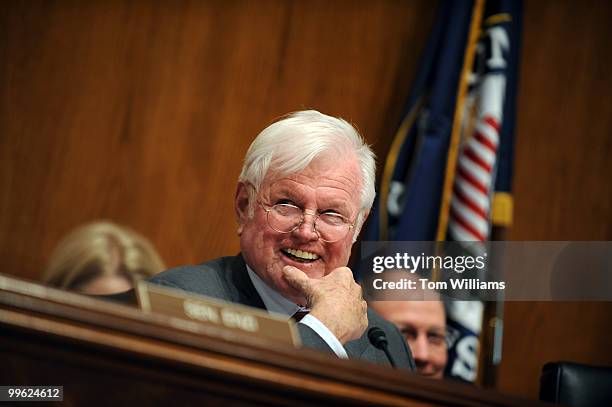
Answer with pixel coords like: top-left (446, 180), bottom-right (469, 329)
top-left (259, 201), bottom-right (354, 243)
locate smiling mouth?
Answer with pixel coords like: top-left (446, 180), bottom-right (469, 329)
top-left (281, 248), bottom-right (320, 263)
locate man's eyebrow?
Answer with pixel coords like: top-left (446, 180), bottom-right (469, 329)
top-left (269, 185), bottom-right (353, 214)
top-left (269, 189), bottom-right (304, 205)
top-left (318, 196), bottom-right (348, 206)
top-left (399, 325), bottom-right (416, 332)
top-left (271, 187), bottom-right (299, 199)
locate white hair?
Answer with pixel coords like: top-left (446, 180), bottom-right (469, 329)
top-left (239, 110), bottom-right (376, 239)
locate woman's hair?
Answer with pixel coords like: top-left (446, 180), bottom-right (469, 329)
top-left (43, 221), bottom-right (166, 291)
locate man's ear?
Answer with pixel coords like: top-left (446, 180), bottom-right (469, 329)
top-left (234, 182), bottom-right (250, 235)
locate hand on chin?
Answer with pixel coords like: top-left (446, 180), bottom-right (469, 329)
top-left (278, 274), bottom-right (308, 305)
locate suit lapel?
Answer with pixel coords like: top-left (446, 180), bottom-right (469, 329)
top-left (224, 254), bottom-right (267, 311)
top-left (344, 336), bottom-right (370, 359)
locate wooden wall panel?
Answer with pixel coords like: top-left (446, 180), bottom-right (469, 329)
top-left (0, 0), bottom-right (436, 278)
top-left (509, 0), bottom-right (612, 241)
top-left (497, 302), bottom-right (612, 399)
top-left (498, 0), bottom-right (612, 400)
top-left (1, 0), bottom-right (610, 401)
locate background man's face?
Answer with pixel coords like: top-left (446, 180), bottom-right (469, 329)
top-left (371, 300), bottom-right (448, 378)
top-left (236, 156), bottom-right (362, 305)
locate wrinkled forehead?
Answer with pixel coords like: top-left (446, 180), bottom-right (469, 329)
top-left (261, 156), bottom-right (362, 209)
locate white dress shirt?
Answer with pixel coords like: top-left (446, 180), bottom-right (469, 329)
top-left (246, 265), bottom-right (348, 359)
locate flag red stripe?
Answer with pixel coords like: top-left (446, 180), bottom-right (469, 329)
top-left (474, 130), bottom-right (497, 153)
top-left (484, 115), bottom-right (501, 132)
top-left (457, 164), bottom-right (488, 194)
top-left (450, 208), bottom-right (486, 241)
top-left (464, 145), bottom-right (493, 172)
top-left (453, 184), bottom-right (488, 219)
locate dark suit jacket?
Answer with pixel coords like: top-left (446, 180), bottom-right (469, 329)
top-left (148, 255), bottom-right (415, 371)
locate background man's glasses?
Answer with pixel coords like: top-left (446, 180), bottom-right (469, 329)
top-left (401, 327), bottom-right (448, 350)
top-left (259, 202), bottom-right (354, 243)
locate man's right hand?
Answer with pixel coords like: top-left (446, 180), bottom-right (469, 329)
top-left (282, 265), bottom-right (368, 344)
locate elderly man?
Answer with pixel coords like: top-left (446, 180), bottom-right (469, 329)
top-left (150, 110), bottom-right (415, 369)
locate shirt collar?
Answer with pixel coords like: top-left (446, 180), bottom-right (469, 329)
top-left (246, 264), bottom-right (305, 316)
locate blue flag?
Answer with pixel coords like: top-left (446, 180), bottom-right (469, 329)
top-left (363, 0), bottom-right (521, 382)
top-left (364, 0), bottom-right (477, 242)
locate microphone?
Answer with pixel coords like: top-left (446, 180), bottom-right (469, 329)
top-left (368, 327), bottom-right (397, 368)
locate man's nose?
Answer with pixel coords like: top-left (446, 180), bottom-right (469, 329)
top-left (292, 212), bottom-right (320, 241)
top-left (410, 335), bottom-right (430, 363)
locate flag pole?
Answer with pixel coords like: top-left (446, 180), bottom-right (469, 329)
top-left (431, 0), bottom-right (489, 387)
top-left (435, 0), bottom-right (486, 241)
top-left (378, 98), bottom-right (423, 240)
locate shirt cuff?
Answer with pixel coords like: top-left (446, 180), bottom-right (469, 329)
top-left (299, 314), bottom-right (348, 359)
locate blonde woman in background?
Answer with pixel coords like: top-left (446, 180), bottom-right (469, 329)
top-left (43, 221), bottom-right (165, 295)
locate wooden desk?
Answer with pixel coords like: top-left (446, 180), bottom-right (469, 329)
top-left (0, 274), bottom-right (547, 406)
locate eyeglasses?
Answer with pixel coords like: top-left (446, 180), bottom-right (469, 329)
top-left (259, 201), bottom-right (354, 243)
top-left (401, 327), bottom-right (448, 349)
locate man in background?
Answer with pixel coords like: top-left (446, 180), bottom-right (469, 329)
top-left (370, 298), bottom-right (447, 378)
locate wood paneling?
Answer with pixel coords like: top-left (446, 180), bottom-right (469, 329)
top-left (498, 0), bottom-right (612, 400)
top-left (1, 0), bottom-right (610, 401)
top-left (0, 0), bottom-right (436, 278)
top-left (497, 302), bottom-right (612, 399)
top-left (509, 0), bottom-right (612, 241)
